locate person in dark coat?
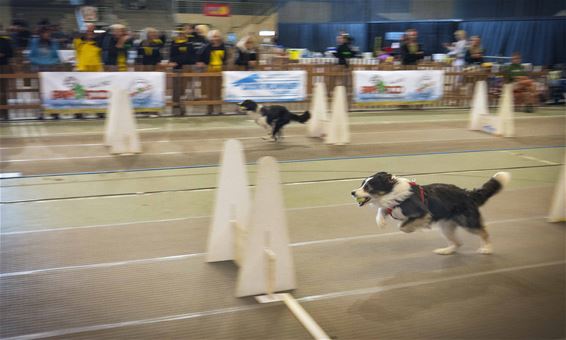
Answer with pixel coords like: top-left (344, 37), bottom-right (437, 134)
top-left (169, 26), bottom-right (197, 69)
top-left (334, 34), bottom-right (355, 66)
top-left (465, 35), bottom-right (484, 65)
top-left (400, 29), bottom-right (424, 65)
top-left (102, 24), bottom-right (133, 71)
top-left (234, 36), bottom-right (258, 69)
top-left (0, 25), bottom-right (13, 120)
top-left (197, 30), bottom-right (227, 72)
top-left (191, 24), bottom-right (208, 53)
top-left (136, 27), bottom-right (164, 67)
top-left (197, 30), bottom-right (226, 114)
top-left (0, 26), bottom-right (13, 66)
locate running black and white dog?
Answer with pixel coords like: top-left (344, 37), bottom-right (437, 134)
top-left (351, 171), bottom-right (511, 255)
top-left (238, 100), bottom-right (310, 141)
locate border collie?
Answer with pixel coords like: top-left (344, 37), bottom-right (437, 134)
top-left (238, 100), bottom-right (310, 141)
top-left (351, 172), bottom-right (511, 255)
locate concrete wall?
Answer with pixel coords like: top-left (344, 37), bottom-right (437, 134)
top-left (410, 0), bottom-right (454, 19)
top-left (174, 12), bottom-right (277, 38)
top-left (278, 1), bottom-right (331, 23)
top-left (0, 3), bottom-right (12, 28)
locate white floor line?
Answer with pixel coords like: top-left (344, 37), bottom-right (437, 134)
top-left (0, 203), bottom-right (354, 236)
top-left (4, 130), bottom-right (562, 163)
top-left (296, 260), bottom-right (566, 304)
top-left (0, 216), bottom-right (545, 278)
top-left (505, 151), bottom-right (560, 166)
top-left (2, 184), bottom-right (553, 235)
top-left (0, 112), bottom-right (562, 140)
top-left (0, 131), bottom-right (476, 162)
top-left (0, 128), bottom-right (466, 150)
top-left (3, 259), bottom-right (563, 340)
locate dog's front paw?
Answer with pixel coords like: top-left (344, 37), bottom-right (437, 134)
top-left (434, 246), bottom-right (458, 255)
top-left (400, 225), bottom-right (416, 233)
top-left (477, 246), bottom-right (493, 255)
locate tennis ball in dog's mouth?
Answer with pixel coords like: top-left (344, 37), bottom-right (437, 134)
top-left (356, 197), bottom-right (366, 203)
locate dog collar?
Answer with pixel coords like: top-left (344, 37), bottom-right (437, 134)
top-left (385, 182), bottom-right (425, 218)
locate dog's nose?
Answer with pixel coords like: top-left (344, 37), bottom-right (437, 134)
top-left (351, 191), bottom-right (356, 196)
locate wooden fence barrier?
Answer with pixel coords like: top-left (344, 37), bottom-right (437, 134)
top-left (0, 64), bottom-right (549, 120)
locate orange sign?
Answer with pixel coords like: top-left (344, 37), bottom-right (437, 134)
top-left (203, 3), bottom-right (231, 17)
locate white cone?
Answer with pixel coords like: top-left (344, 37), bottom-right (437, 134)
top-left (548, 150), bottom-right (566, 222)
top-left (307, 82), bottom-right (328, 138)
top-left (469, 81), bottom-right (489, 130)
top-left (496, 83), bottom-right (515, 137)
top-left (325, 85), bottom-right (350, 145)
top-left (206, 139), bottom-right (251, 262)
top-left (236, 156), bottom-right (295, 297)
top-left (104, 85), bottom-right (141, 154)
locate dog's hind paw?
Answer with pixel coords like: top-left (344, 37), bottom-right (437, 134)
top-left (477, 246), bottom-right (493, 255)
top-left (434, 246), bottom-right (458, 255)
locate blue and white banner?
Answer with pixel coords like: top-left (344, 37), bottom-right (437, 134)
top-left (223, 71), bottom-right (307, 102)
top-left (353, 70), bottom-right (444, 104)
top-left (40, 72), bottom-right (165, 112)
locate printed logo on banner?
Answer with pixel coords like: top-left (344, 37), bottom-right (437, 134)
top-left (353, 70), bottom-right (444, 104)
top-left (40, 72), bottom-right (165, 111)
top-left (224, 71), bottom-right (306, 103)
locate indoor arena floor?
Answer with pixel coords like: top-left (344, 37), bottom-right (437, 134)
top-left (1, 107), bottom-right (565, 339)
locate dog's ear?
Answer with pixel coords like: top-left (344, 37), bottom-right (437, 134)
top-left (370, 172), bottom-right (397, 193)
top-left (238, 100), bottom-right (257, 111)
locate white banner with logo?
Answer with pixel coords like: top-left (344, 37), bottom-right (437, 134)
top-left (353, 70), bottom-right (444, 105)
top-left (40, 72), bottom-right (165, 112)
top-left (223, 71), bottom-right (307, 102)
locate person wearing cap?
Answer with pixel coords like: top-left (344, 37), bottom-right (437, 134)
top-left (169, 25), bottom-right (197, 69)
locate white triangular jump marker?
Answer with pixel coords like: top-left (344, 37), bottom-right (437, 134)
top-left (548, 150), bottom-right (566, 223)
top-left (496, 83), bottom-right (515, 137)
top-left (470, 82), bottom-right (515, 137)
top-left (469, 80), bottom-right (489, 130)
top-left (325, 85), bottom-right (350, 145)
top-left (236, 156), bottom-right (296, 297)
top-left (307, 82), bottom-right (329, 138)
top-left (104, 85), bottom-right (141, 154)
top-left (206, 139), bottom-right (251, 262)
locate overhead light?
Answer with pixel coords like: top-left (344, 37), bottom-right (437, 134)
top-left (94, 29), bottom-right (106, 33)
top-left (259, 30), bottom-right (275, 37)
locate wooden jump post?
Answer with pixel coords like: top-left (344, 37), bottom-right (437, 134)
top-left (206, 139), bottom-right (330, 340)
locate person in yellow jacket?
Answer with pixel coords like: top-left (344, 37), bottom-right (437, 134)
top-left (73, 23), bottom-right (102, 72)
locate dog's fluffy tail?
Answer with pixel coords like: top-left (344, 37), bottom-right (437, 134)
top-left (469, 172), bottom-right (511, 206)
top-left (289, 111), bottom-right (311, 123)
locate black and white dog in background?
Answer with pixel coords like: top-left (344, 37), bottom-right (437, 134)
top-left (351, 171), bottom-right (511, 255)
top-left (238, 100), bottom-right (310, 141)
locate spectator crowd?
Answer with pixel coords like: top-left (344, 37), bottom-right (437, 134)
top-left (0, 20), bottom-right (261, 72)
top-left (0, 19), bottom-right (556, 119)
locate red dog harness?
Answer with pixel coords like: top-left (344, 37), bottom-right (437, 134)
top-left (385, 182), bottom-right (425, 217)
